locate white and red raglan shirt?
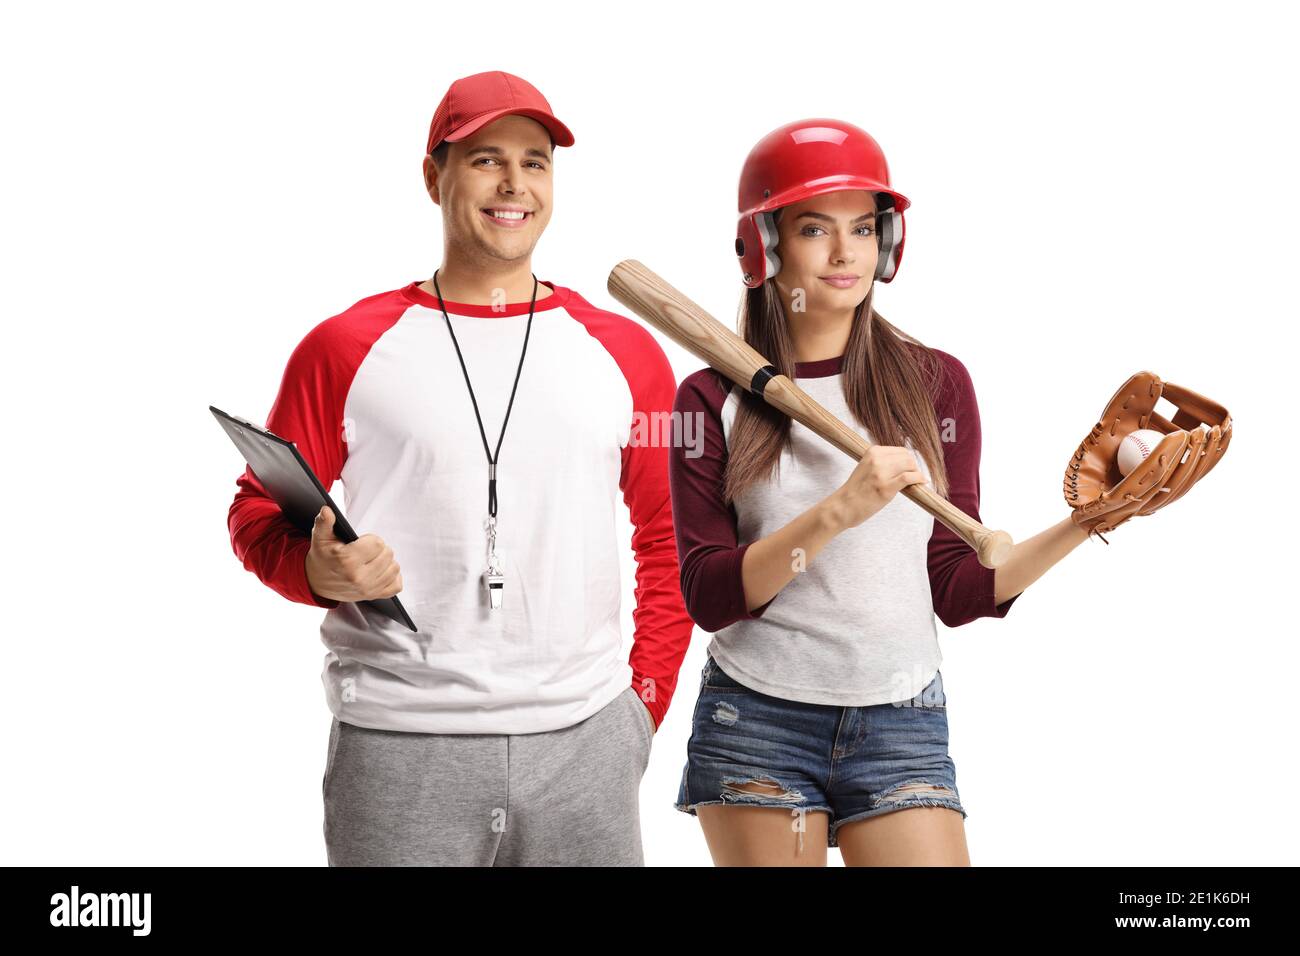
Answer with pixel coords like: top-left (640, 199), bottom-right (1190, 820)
top-left (669, 346), bottom-right (1021, 707)
top-left (227, 279), bottom-right (695, 734)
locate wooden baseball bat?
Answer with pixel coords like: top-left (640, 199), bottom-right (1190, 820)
top-left (608, 259), bottom-right (1013, 569)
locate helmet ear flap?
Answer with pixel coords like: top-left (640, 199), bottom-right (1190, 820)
top-left (873, 202), bottom-right (905, 283)
top-left (756, 211), bottom-right (781, 281)
top-left (737, 211), bottom-right (782, 287)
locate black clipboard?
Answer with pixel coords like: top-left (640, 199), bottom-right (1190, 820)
top-left (211, 405), bottom-right (418, 632)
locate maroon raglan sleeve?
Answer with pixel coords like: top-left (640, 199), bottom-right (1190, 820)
top-left (669, 369), bottom-right (776, 632)
top-left (565, 292), bottom-right (696, 730)
top-left (226, 320), bottom-right (349, 609)
top-left (926, 349), bottom-right (1021, 627)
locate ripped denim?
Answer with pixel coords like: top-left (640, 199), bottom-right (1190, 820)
top-left (674, 653), bottom-right (965, 853)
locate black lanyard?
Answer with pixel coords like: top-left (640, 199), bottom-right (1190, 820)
top-left (432, 270), bottom-right (538, 519)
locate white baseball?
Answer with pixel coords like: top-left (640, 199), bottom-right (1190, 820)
top-left (1117, 428), bottom-right (1165, 477)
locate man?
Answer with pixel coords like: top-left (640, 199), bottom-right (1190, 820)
top-left (226, 71), bottom-right (694, 865)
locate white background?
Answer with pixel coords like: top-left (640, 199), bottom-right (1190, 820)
top-left (3, 0), bottom-right (1296, 866)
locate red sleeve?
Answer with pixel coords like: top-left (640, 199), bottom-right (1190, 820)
top-left (565, 293), bottom-right (696, 729)
top-left (926, 349), bottom-right (1021, 627)
top-left (668, 369), bottom-right (775, 632)
top-left (226, 320), bottom-right (351, 609)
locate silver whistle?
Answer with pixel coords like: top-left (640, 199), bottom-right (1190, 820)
top-left (483, 570), bottom-right (504, 609)
top-left (483, 514), bottom-right (505, 609)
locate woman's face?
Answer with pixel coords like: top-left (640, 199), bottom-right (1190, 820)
top-left (772, 189), bottom-right (879, 315)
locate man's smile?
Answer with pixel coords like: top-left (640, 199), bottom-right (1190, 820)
top-left (481, 206), bottom-right (534, 228)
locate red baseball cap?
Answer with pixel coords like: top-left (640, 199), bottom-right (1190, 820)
top-left (425, 71), bottom-right (575, 154)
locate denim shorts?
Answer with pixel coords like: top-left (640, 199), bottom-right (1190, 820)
top-left (674, 653), bottom-right (966, 848)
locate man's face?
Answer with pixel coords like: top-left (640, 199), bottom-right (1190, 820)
top-left (425, 114), bottom-right (554, 264)
top-left (773, 189), bottom-right (879, 314)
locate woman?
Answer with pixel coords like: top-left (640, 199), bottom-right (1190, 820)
top-left (669, 118), bottom-right (1095, 866)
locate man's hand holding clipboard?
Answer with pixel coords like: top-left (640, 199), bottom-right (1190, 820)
top-left (305, 505), bottom-right (404, 606)
top-left (212, 405), bottom-right (418, 632)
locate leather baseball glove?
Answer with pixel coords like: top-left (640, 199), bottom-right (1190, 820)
top-left (1065, 371), bottom-right (1232, 542)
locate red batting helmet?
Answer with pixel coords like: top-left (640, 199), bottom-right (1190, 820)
top-left (736, 118), bottom-right (910, 288)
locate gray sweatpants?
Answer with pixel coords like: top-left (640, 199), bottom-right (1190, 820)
top-left (322, 685), bottom-right (654, 866)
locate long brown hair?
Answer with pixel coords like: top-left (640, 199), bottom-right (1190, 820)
top-left (722, 243), bottom-right (952, 504)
